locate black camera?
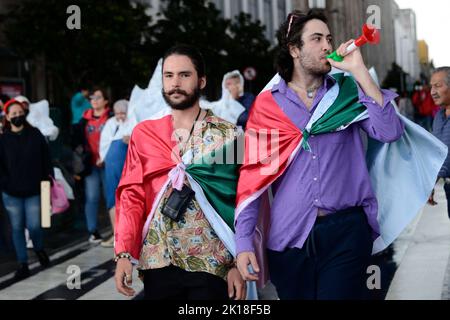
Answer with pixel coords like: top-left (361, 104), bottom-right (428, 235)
top-left (161, 185), bottom-right (196, 222)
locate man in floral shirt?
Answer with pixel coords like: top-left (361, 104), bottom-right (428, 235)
top-left (114, 45), bottom-right (249, 300)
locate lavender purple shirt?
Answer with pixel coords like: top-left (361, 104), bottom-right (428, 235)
top-left (235, 75), bottom-right (405, 254)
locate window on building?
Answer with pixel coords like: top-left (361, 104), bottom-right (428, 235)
top-left (264, 0), bottom-right (274, 41)
top-left (277, 0), bottom-right (286, 26)
top-left (248, 0), bottom-right (259, 21)
top-left (212, 0), bottom-right (225, 13)
top-left (230, 0), bottom-right (241, 19)
top-left (308, 0), bottom-right (326, 9)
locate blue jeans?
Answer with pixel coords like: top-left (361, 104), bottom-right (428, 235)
top-left (2, 193), bottom-right (43, 264)
top-left (84, 166), bottom-right (107, 233)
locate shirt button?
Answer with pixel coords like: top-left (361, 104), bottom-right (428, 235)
top-left (313, 177), bottom-right (318, 181)
top-left (312, 155), bottom-right (317, 160)
top-left (314, 199), bottom-right (319, 203)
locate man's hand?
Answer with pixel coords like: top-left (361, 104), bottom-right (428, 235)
top-left (123, 135), bottom-right (131, 145)
top-left (236, 252), bottom-right (260, 281)
top-left (115, 258), bottom-right (135, 297)
top-left (227, 267), bottom-right (246, 300)
top-left (327, 39), bottom-right (383, 106)
top-left (327, 40), bottom-right (366, 75)
top-left (96, 159), bottom-right (104, 167)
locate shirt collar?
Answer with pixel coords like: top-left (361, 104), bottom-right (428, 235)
top-left (272, 74), bottom-right (336, 94)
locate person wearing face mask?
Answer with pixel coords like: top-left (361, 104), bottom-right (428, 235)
top-left (0, 99), bottom-right (52, 280)
top-left (99, 99), bottom-right (132, 248)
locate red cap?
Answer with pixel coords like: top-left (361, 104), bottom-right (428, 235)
top-left (3, 99), bottom-right (25, 115)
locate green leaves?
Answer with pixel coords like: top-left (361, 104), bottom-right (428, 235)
top-left (3, 0), bottom-right (154, 100)
top-left (3, 0), bottom-right (276, 105)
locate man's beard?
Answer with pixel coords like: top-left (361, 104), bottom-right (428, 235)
top-left (162, 87), bottom-right (201, 110)
top-left (300, 51), bottom-right (332, 76)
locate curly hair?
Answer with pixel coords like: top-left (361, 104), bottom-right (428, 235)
top-left (276, 9), bottom-right (328, 82)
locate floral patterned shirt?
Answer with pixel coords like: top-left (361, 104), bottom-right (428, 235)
top-left (138, 110), bottom-right (239, 281)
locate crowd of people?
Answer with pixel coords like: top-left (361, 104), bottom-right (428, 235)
top-left (396, 82), bottom-right (440, 132)
top-left (0, 61), bottom-right (255, 282)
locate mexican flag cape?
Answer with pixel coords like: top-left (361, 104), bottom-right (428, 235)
top-left (235, 72), bottom-right (448, 287)
top-left (115, 114), bottom-right (258, 299)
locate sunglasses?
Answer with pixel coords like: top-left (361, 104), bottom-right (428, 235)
top-left (286, 14), bottom-right (300, 38)
top-left (90, 95), bottom-right (104, 101)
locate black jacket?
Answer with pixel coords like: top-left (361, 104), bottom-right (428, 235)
top-left (0, 126), bottom-right (52, 197)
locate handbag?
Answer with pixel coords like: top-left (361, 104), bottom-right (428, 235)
top-left (50, 176), bottom-right (70, 214)
top-left (161, 185), bottom-right (195, 222)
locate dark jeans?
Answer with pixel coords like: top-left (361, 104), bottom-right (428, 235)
top-left (267, 207), bottom-right (373, 300)
top-left (444, 183), bottom-right (450, 219)
top-left (141, 265), bottom-right (229, 300)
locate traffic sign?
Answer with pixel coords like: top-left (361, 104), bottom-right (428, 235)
top-left (243, 67), bottom-right (257, 81)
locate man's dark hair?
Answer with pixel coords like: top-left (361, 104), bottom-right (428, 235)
top-left (275, 9), bottom-right (329, 82)
top-left (162, 44), bottom-right (206, 78)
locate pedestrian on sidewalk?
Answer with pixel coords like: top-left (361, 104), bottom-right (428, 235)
top-left (0, 99), bottom-right (52, 280)
top-left (430, 67), bottom-right (450, 216)
top-left (70, 86), bottom-right (92, 126)
top-left (114, 45), bottom-right (249, 300)
top-left (235, 10), bottom-right (405, 300)
top-left (223, 70), bottom-right (255, 129)
top-left (412, 84), bottom-right (436, 131)
top-left (72, 88), bottom-right (112, 244)
top-left (99, 99), bottom-right (132, 248)
top-left (398, 91), bottom-right (415, 121)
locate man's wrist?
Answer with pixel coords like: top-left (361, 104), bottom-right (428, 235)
top-left (114, 252), bottom-right (132, 263)
top-left (351, 66), bottom-right (370, 82)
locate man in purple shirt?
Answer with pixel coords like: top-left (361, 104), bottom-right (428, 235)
top-left (235, 10), bottom-right (404, 300)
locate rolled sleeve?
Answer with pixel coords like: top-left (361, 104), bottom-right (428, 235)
top-left (358, 88), bottom-right (399, 111)
top-left (358, 87), bottom-right (405, 143)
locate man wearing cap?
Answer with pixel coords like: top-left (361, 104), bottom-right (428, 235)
top-left (14, 95), bottom-right (30, 115)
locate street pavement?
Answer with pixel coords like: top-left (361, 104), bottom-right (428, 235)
top-left (0, 184), bottom-right (449, 300)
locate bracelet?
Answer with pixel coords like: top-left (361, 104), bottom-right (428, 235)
top-left (114, 252), bottom-right (132, 263)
